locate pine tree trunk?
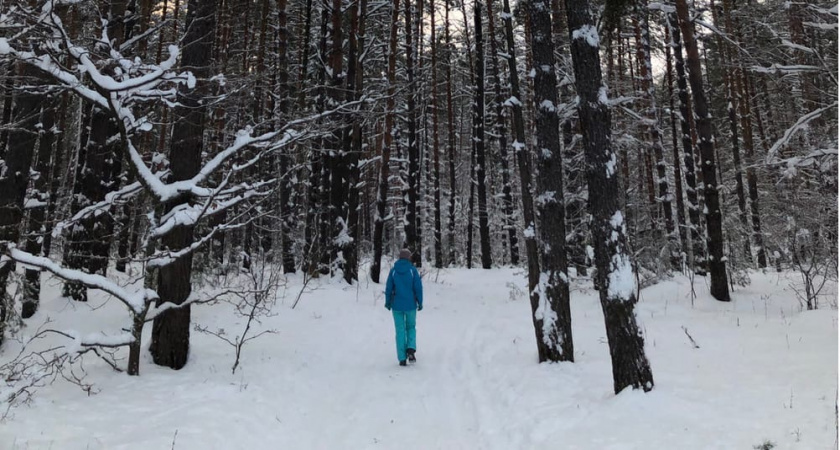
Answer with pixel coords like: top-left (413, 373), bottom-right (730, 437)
top-left (565, 0), bottom-right (654, 392)
top-left (526, 0), bottom-right (573, 361)
top-left (554, 0), bottom-right (587, 277)
top-left (370, 0), bottom-right (400, 282)
top-left (325, 0), bottom-right (347, 275)
top-left (728, 5), bottom-right (767, 269)
top-left (664, 42), bottom-right (688, 264)
top-left (666, 10), bottom-right (706, 274)
top-left (473, 0), bottom-right (492, 270)
top-left (312, 3), bottom-right (332, 275)
top-left (466, 142), bottom-right (475, 269)
top-left (340, 0), bottom-right (365, 283)
top-left (403, 0), bottom-right (421, 266)
top-left (276, 0), bottom-right (295, 274)
top-left (150, 0), bottom-right (217, 369)
top-left (21, 96), bottom-right (58, 318)
top-left (0, 63), bottom-right (13, 157)
top-left (429, 0), bottom-right (444, 268)
top-left (484, 0), bottom-right (518, 266)
top-left (415, 0), bottom-right (425, 265)
top-left (675, 0), bottom-right (730, 301)
top-left (0, 63), bottom-right (42, 344)
top-left (63, 3), bottom-right (128, 301)
top-left (635, 3), bottom-right (677, 266)
top-left (303, 0), bottom-right (325, 275)
top-left (445, 0), bottom-right (457, 267)
top-left (712, 0), bottom-right (751, 264)
top-left (502, 0), bottom-right (541, 356)
top-left (42, 92), bottom-right (71, 260)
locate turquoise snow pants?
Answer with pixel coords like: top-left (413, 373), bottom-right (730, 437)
top-left (391, 310), bottom-right (417, 362)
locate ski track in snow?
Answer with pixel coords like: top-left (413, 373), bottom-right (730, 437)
top-left (0, 267), bottom-right (836, 449)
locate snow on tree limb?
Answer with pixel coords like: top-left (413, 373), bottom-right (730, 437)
top-left (0, 40), bottom-right (109, 109)
top-left (765, 102), bottom-right (838, 164)
top-left (145, 288), bottom-right (238, 322)
top-left (4, 247), bottom-right (151, 314)
top-left (52, 181), bottom-right (144, 238)
top-left (750, 64), bottom-right (824, 74)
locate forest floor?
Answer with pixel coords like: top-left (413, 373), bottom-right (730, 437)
top-left (1, 263), bottom-right (837, 449)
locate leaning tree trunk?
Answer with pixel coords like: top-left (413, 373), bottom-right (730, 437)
top-left (676, 0), bottom-right (730, 301)
top-left (502, 0), bottom-right (542, 359)
top-left (565, 0), bottom-right (654, 393)
top-left (473, 0), bottom-right (492, 270)
top-left (150, 0), bottom-right (217, 369)
top-left (525, 0), bottom-right (574, 362)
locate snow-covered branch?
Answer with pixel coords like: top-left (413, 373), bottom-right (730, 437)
top-left (52, 181), bottom-right (144, 238)
top-left (750, 64), bottom-right (824, 74)
top-left (4, 247), bottom-right (152, 314)
top-left (145, 288), bottom-right (238, 322)
top-left (765, 102), bottom-right (838, 164)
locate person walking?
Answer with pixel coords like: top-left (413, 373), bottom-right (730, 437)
top-left (385, 249), bottom-right (423, 366)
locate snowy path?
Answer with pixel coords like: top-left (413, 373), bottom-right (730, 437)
top-left (1, 267), bottom-right (836, 449)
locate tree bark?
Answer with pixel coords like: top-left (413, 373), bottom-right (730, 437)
top-left (635, 3), bottom-right (677, 266)
top-left (371, 0), bottom-right (401, 282)
top-left (712, 0), bottom-right (751, 263)
top-left (63, 2), bottom-right (128, 301)
top-left (445, 0), bottom-right (458, 266)
top-left (664, 41), bottom-right (688, 264)
top-left (340, 0), bottom-right (366, 283)
top-left (727, 3), bottom-right (767, 268)
top-left (0, 64), bottom-right (42, 344)
top-left (430, 0), bottom-right (444, 269)
top-left (675, 0), bottom-right (730, 301)
top-left (403, 0), bottom-right (421, 266)
top-left (21, 95), bottom-right (58, 318)
top-left (484, 0), bottom-right (518, 266)
top-left (150, 0), bottom-right (217, 369)
top-left (502, 0), bottom-right (542, 359)
top-left (276, 0), bottom-right (295, 274)
top-left (666, 10), bottom-right (705, 274)
top-left (565, 0), bottom-right (654, 392)
top-left (526, 0), bottom-right (574, 361)
top-left (473, 0), bottom-right (492, 270)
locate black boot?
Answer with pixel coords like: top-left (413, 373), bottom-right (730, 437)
top-left (407, 348), bottom-right (416, 363)
top-left (399, 360), bottom-right (407, 366)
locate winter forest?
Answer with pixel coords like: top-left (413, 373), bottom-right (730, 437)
top-left (0, 0), bottom-right (837, 447)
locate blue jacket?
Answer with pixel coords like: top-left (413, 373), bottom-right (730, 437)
top-left (385, 259), bottom-right (423, 311)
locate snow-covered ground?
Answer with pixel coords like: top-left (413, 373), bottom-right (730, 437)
top-left (1, 265), bottom-right (837, 449)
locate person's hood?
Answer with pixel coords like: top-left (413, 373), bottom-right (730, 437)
top-left (393, 258), bottom-right (413, 275)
